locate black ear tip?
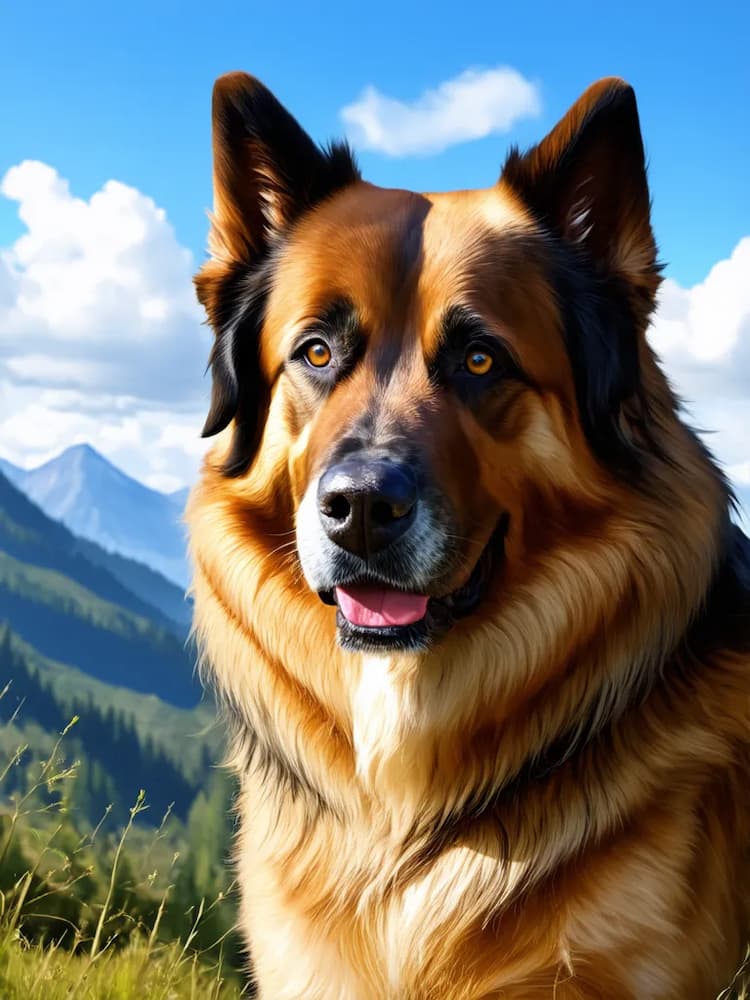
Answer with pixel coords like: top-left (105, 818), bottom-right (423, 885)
top-left (213, 71), bottom-right (265, 100)
top-left (211, 71), bottom-right (276, 124)
top-left (201, 419), bottom-right (222, 440)
top-left (590, 78), bottom-right (639, 123)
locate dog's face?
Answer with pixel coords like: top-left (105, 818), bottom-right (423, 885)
top-left (196, 75), bottom-right (661, 654)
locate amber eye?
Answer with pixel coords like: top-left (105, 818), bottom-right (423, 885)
top-left (304, 341), bottom-right (332, 368)
top-left (465, 348), bottom-right (493, 375)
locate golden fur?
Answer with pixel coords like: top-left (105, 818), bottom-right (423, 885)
top-left (187, 74), bottom-right (750, 998)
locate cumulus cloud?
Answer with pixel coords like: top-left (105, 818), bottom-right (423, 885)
top-left (0, 161), bottom-right (210, 490)
top-left (340, 66), bottom-right (541, 157)
top-left (0, 161), bottom-right (208, 407)
top-left (650, 238), bottom-right (750, 374)
top-left (648, 237), bottom-right (750, 483)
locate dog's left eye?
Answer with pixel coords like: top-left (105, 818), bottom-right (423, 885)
top-left (464, 347), bottom-right (494, 376)
top-left (303, 340), bottom-right (332, 368)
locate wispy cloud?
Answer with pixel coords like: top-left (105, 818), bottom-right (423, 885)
top-left (340, 66), bottom-right (541, 157)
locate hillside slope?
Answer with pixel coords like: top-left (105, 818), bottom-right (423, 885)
top-left (0, 472), bottom-right (198, 706)
top-left (0, 470), bottom-right (188, 635)
top-left (0, 626), bottom-right (199, 823)
top-left (0, 550), bottom-right (198, 707)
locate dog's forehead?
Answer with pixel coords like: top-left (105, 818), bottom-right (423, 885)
top-left (263, 182), bottom-right (544, 351)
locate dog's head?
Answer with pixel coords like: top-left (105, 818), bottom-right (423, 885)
top-left (195, 73), bottom-right (665, 655)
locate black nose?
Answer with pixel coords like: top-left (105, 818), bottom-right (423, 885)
top-left (317, 459), bottom-right (418, 559)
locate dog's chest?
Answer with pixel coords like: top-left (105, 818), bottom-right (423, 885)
top-left (267, 834), bottom-right (515, 999)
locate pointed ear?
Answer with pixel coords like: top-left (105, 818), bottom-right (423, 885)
top-left (195, 72), bottom-right (360, 470)
top-left (501, 78), bottom-right (660, 310)
top-left (203, 71), bottom-right (360, 266)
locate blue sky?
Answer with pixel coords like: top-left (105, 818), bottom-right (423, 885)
top-left (1, 1), bottom-right (748, 285)
top-left (0, 2), bottom-right (748, 497)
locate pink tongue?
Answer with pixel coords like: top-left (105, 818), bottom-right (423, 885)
top-left (335, 586), bottom-right (429, 627)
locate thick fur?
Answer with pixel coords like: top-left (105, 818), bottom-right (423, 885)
top-left (187, 73), bottom-right (750, 998)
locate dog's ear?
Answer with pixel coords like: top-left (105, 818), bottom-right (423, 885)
top-left (501, 78), bottom-right (659, 311)
top-left (502, 79), bottom-right (661, 473)
top-left (196, 72), bottom-right (360, 470)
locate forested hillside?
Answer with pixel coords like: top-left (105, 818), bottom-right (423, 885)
top-left (0, 626), bottom-right (203, 825)
top-left (0, 471), bottom-right (199, 706)
top-left (0, 458), bottom-right (246, 988)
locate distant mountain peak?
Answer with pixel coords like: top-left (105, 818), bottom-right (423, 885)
top-left (65, 442), bottom-right (107, 464)
top-left (42, 443), bottom-right (135, 486)
top-left (4, 443), bottom-right (189, 585)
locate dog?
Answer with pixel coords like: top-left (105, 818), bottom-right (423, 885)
top-left (186, 72), bottom-right (750, 999)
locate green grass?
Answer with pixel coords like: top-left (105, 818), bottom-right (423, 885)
top-left (0, 931), bottom-right (241, 999)
top-left (0, 696), bottom-right (246, 998)
top-left (720, 950), bottom-right (750, 1000)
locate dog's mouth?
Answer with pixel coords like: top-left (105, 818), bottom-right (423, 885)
top-left (318, 517), bottom-right (506, 652)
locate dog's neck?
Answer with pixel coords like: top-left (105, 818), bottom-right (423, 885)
top-left (344, 509), bottom-right (736, 842)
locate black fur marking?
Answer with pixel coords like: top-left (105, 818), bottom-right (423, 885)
top-left (549, 245), bottom-right (650, 474)
top-left (237, 706), bottom-right (337, 821)
top-left (202, 256), bottom-right (276, 477)
top-left (202, 76), bottom-right (361, 470)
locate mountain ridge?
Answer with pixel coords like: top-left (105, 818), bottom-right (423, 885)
top-left (1, 445), bottom-right (189, 585)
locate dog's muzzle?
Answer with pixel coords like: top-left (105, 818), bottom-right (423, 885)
top-left (296, 455), bottom-right (506, 652)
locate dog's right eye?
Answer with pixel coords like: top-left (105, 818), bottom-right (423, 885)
top-left (303, 340), bottom-right (332, 368)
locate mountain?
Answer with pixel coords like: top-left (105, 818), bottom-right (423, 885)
top-left (3, 445), bottom-right (189, 586)
top-left (0, 468), bottom-right (186, 635)
top-left (74, 535), bottom-right (192, 631)
top-left (0, 470), bottom-right (199, 707)
top-left (0, 456), bottom-right (19, 482)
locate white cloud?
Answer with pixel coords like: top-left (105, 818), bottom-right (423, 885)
top-left (729, 462), bottom-right (750, 486)
top-left (0, 383), bottom-right (206, 494)
top-left (0, 161), bottom-right (208, 406)
top-left (0, 161), bottom-right (210, 490)
top-left (340, 66), bottom-right (541, 157)
top-left (648, 237), bottom-right (750, 478)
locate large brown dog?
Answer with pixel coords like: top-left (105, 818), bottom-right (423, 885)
top-left (187, 72), bottom-right (750, 998)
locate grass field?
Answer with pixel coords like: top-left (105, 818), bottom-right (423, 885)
top-left (0, 699), bottom-right (247, 998)
top-left (0, 935), bottom-right (242, 999)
